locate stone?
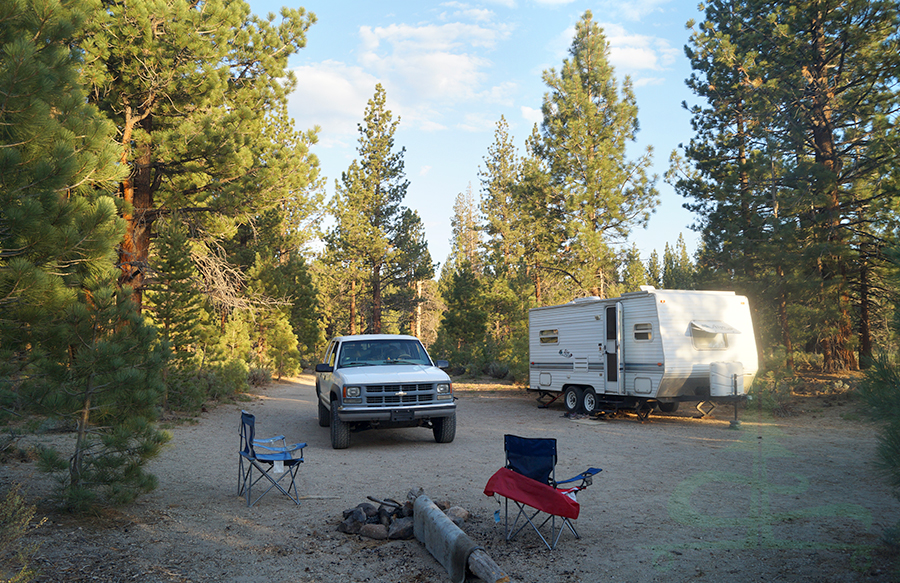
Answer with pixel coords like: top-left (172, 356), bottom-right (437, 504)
top-left (358, 502), bottom-right (378, 518)
top-left (445, 506), bottom-right (470, 526)
top-left (358, 523), bottom-right (388, 540)
top-left (337, 507), bottom-right (366, 534)
top-left (387, 516), bottom-right (414, 540)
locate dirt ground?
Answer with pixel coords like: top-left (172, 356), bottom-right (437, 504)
top-left (2, 375), bottom-right (900, 583)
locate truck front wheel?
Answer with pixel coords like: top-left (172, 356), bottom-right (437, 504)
top-left (330, 403), bottom-right (350, 449)
top-left (318, 399), bottom-right (330, 427)
top-left (432, 413), bottom-right (456, 443)
top-left (563, 386), bottom-right (583, 413)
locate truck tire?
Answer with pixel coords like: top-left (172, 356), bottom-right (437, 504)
top-left (330, 403), bottom-right (350, 449)
top-left (563, 386), bottom-right (583, 413)
top-left (318, 398), bottom-right (330, 427)
top-left (582, 387), bottom-right (598, 415)
top-left (432, 413), bottom-right (456, 444)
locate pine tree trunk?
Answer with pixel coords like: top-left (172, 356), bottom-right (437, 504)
top-left (777, 264), bottom-right (794, 373)
top-left (118, 114), bottom-right (154, 312)
top-left (859, 256), bottom-right (872, 368)
top-left (372, 262), bottom-right (382, 334)
top-left (350, 279), bottom-right (357, 335)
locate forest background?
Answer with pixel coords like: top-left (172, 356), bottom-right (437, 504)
top-left (1, 0), bottom-right (899, 521)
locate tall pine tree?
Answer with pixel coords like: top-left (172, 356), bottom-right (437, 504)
top-left (537, 10), bottom-right (658, 298)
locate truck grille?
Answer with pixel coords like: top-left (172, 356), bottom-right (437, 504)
top-left (363, 383), bottom-right (435, 406)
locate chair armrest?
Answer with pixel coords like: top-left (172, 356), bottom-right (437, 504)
top-left (557, 467), bottom-right (602, 488)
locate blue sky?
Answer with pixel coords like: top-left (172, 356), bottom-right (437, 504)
top-left (249, 0), bottom-right (706, 273)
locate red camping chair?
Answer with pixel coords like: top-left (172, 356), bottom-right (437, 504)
top-left (484, 434), bottom-right (601, 550)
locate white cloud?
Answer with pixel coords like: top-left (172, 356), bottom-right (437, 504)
top-left (419, 165), bottom-right (433, 176)
top-left (602, 23), bottom-right (679, 73)
top-left (599, 0), bottom-right (672, 21)
top-left (458, 112), bottom-right (499, 133)
top-left (288, 60), bottom-right (380, 146)
top-left (521, 106), bottom-right (542, 124)
top-left (439, 2), bottom-right (495, 22)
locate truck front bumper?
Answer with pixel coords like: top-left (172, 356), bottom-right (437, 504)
top-left (336, 402), bottom-right (456, 423)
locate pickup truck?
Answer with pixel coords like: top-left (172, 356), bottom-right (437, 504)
top-left (314, 334), bottom-right (456, 449)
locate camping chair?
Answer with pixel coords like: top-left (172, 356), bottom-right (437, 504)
top-left (238, 410), bottom-right (306, 507)
top-left (483, 434), bottom-right (601, 550)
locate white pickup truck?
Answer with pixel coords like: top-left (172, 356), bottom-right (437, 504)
top-left (314, 334), bottom-right (456, 449)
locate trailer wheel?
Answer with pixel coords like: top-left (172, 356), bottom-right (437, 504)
top-left (563, 386), bottom-right (583, 413)
top-left (582, 387), bottom-right (598, 415)
top-left (658, 401), bottom-right (679, 414)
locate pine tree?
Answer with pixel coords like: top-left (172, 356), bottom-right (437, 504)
top-left (646, 250), bottom-right (662, 288)
top-left (33, 281), bottom-right (169, 510)
top-left (327, 84), bottom-right (431, 334)
top-left (675, 0), bottom-right (900, 371)
top-left (0, 0), bottom-right (124, 387)
top-left (433, 262), bottom-right (487, 371)
top-left (81, 0), bottom-right (321, 309)
top-left (479, 116), bottom-right (522, 274)
top-left (449, 184), bottom-right (482, 271)
top-left (145, 219), bottom-right (213, 365)
top-left (621, 244), bottom-right (647, 292)
top-left (537, 10), bottom-right (658, 297)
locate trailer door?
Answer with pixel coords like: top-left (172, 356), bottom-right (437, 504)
top-left (604, 303), bottom-right (624, 394)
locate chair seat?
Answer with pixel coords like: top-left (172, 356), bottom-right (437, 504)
top-left (484, 467), bottom-right (580, 519)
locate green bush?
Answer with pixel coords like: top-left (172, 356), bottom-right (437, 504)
top-left (748, 372), bottom-right (797, 416)
top-left (0, 485), bottom-right (42, 583)
top-left (248, 367), bottom-right (272, 387)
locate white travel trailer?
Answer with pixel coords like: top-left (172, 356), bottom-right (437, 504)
top-left (528, 287), bottom-right (758, 419)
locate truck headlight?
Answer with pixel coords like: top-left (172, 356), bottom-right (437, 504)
top-left (344, 386), bottom-right (362, 403)
top-left (436, 383), bottom-right (452, 400)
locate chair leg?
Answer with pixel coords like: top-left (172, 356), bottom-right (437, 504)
top-left (245, 461), bottom-right (303, 507)
top-left (503, 497), bottom-right (578, 551)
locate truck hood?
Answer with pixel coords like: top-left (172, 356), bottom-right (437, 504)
top-left (338, 364), bottom-right (450, 384)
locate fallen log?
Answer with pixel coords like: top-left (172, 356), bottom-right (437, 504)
top-left (413, 494), bottom-right (508, 583)
top-left (467, 548), bottom-right (509, 583)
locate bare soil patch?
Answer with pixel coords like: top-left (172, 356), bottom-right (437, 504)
top-left (2, 375), bottom-right (898, 582)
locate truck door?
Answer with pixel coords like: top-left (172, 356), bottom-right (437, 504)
top-left (604, 303), bottom-right (624, 394)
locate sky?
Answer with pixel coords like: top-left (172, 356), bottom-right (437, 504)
top-left (248, 0), bottom-right (707, 274)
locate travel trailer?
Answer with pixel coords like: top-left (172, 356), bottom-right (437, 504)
top-left (528, 287), bottom-right (758, 418)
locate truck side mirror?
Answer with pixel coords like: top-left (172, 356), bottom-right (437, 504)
top-left (435, 360), bottom-right (450, 369)
top-left (315, 363), bottom-right (334, 373)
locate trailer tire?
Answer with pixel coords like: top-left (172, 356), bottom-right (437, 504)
top-left (582, 387), bottom-right (598, 415)
top-left (563, 386), bottom-right (583, 413)
top-left (658, 401), bottom-right (679, 414)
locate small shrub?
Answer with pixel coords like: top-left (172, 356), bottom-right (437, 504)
top-left (209, 360), bottom-right (249, 399)
top-left (748, 372), bottom-right (797, 416)
top-left (482, 361), bottom-right (509, 380)
top-left (248, 367), bottom-right (272, 387)
top-left (0, 485), bottom-right (44, 583)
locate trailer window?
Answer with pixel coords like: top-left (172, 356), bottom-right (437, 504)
top-left (634, 323), bottom-right (652, 342)
top-left (539, 329), bottom-right (559, 345)
top-left (690, 320), bottom-right (739, 350)
top-left (691, 327), bottom-right (728, 350)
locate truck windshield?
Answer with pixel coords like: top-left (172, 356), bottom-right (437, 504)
top-left (337, 339), bottom-right (432, 367)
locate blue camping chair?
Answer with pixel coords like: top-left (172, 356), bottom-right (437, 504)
top-left (238, 410), bottom-right (306, 507)
top-left (484, 434), bottom-right (601, 550)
